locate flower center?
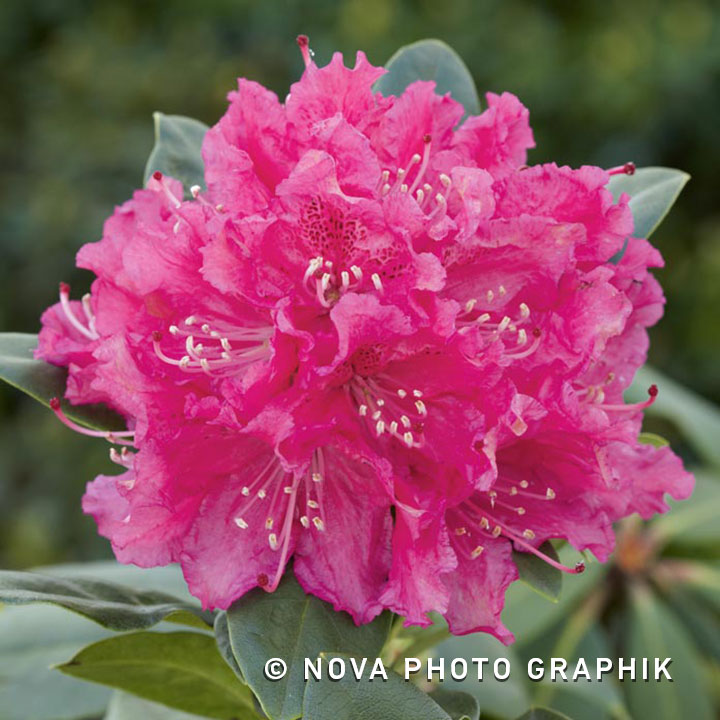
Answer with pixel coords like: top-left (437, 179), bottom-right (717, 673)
top-left (449, 477), bottom-right (585, 573)
top-left (152, 315), bottom-right (272, 377)
top-left (456, 289), bottom-right (542, 361)
top-left (232, 450), bottom-right (328, 591)
top-left (378, 134), bottom-right (453, 223)
top-left (348, 374), bottom-right (427, 449)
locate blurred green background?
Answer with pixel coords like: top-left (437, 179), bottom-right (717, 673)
top-left (0, 2), bottom-right (719, 719)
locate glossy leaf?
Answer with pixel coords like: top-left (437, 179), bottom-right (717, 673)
top-left (0, 332), bottom-right (124, 431)
top-left (57, 631), bottom-right (258, 720)
top-left (623, 584), bottom-right (713, 720)
top-left (225, 570), bottom-right (392, 720)
top-left (627, 365), bottom-right (720, 468)
top-left (607, 167), bottom-right (689, 263)
top-left (375, 39), bottom-right (481, 118)
top-left (0, 604), bottom-right (112, 720)
top-left (0, 569), bottom-right (212, 631)
top-left (301, 653), bottom-right (451, 720)
top-left (430, 688), bottom-right (480, 720)
top-left (213, 612), bottom-right (245, 682)
top-left (105, 691), bottom-right (212, 720)
top-left (143, 113), bottom-right (209, 193)
top-left (513, 541), bottom-right (562, 602)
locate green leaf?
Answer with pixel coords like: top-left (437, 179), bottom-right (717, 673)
top-left (504, 545), bottom-right (605, 645)
top-left (623, 584), bottom-right (713, 720)
top-left (0, 332), bottom-right (125, 431)
top-left (0, 569), bottom-right (212, 631)
top-left (0, 603), bottom-right (112, 720)
top-left (225, 570), bottom-right (392, 720)
top-left (213, 612), bottom-right (245, 682)
top-left (429, 688), bottom-right (480, 720)
top-left (513, 541), bottom-right (563, 602)
top-left (56, 631), bottom-right (259, 720)
top-left (607, 167), bottom-right (689, 263)
top-left (663, 586), bottom-right (720, 664)
top-left (105, 691), bottom-right (213, 720)
top-left (435, 633), bottom-right (529, 719)
top-left (520, 619), bottom-right (629, 720)
top-left (515, 709), bottom-right (574, 720)
top-left (637, 431), bottom-right (670, 448)
top-left (301, 653), bottom-right (451, 720)
top-left (375, 39), bottom-right (481, 118)
top-left (35, 560), bottom-right (195, 599)
top-left (627, 365), bottom-right (720, 468)
top-left (143, 113), bottom-right (209, 193)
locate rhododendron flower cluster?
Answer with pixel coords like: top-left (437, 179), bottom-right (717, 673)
top-left (38, 38), bottom-right (692, 642)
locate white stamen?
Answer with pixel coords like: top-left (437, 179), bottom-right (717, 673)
top-left (269, 533), bottom-right (279, 550)
top-left (313, 517), bottom-right (325, 531)
top-left (371, 273), bottom-right (383, 292)
top-left (403, 431), bottom-right (414, 447)
top-left (234, 517), bottom-right (248, 529)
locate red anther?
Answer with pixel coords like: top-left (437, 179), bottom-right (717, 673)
top-left (49, 397), bottom-right (61, 411)
top-left (532, 327), bottom-right (542, 338)
top-left (59, 282), bottom-right (70, 295)
top-left (152, 171), bottom-right (162, 181)
top-left (624, 162), bottom-right (636, 175)
top-left (296, 34), bottom-right (312, 68)
top-left (423, 134), bottom-right (432, 144)
top-left (648, 384), bottom-right (658, 398)
top-left (575, 561), bottom-right (586, 574)
top-left (152, 330), bottom-right (163, 342)
top-left (257, 573), bottom-right (269, 588)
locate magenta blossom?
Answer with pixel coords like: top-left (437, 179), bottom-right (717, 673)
top-left (37, 39), bottom-right (692, 635)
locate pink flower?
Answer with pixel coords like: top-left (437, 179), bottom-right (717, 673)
top-left (37, 40), bottom-right (692, 634)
